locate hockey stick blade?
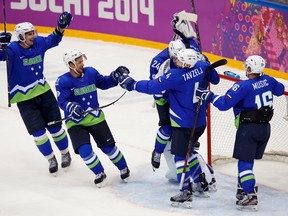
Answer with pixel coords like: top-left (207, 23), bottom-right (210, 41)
top-left (47, 91), bottom-right (127, 126)
top-left (177, 10), bottom-right (198, 23)
top-left (206, 59), bottom-right (228, 74)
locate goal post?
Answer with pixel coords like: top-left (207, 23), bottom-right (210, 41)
top-left (207, 74), bottom-right (288, 166)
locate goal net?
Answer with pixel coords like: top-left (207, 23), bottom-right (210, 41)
top-left (208, 74), bottom-right (288, 166)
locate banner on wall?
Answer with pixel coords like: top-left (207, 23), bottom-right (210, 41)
top-left (0, 0), bottom-right (192, 44)
top-left (0, 0), bottom-right (287, 72)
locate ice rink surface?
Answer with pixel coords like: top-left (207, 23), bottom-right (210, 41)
top-left (0, 35), bottom-right (288, 216)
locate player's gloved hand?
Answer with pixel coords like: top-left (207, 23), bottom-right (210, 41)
top-left (118, 75), bottom-right (136, 91)
top-left (196, 88), bottom-right (214, 102)
top-left (57, 11), bottom-right (73, 29)
top-left (0, 32), bottom-right (12, 47)
top-left (110, 66), bottom-right (130, 83)
top-left (67, 102), bottom-right (84, 120)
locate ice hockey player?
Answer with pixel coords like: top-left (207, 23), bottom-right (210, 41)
top-left (0, 12), bottom-right (73, 175)
top-left (55, 49), bottom-right (130, 187)
top-left (150, 39), bottom-right (217, 196)
top-left (117, 48), bottom-right (220, 208)
top-left (196, 55), bottom-right (285, 211)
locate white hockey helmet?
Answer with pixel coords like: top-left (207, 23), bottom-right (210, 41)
top-left (63, 49), bottom-right (87, 69)
top-left (244, 55), bottom-right (265, 76)
top-left (168, 39), bottom-right (185, 59)
top-left (176, 48), bottom-right (198, 68)
top-left (14, 22), bottom-right (35, 42)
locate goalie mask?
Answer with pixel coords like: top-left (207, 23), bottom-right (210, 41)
top-left (15, 22), bottom-right (36, 42)
top-left (176, 48), bottom-right (198, 68)
top-left (168, 39), bottom-right (185, 59)
top-left (244, 55), bottom-right (265, 77)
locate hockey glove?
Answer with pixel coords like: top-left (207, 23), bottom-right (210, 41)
top-left (118, 75), bottom-right (136, 91)
top-left (57, 12), bottom-right (73, 29)
top-left (0, 32), bottom-right (12, 47)
top-left (171, 13), bottom-right (196, 39)
top-left (196, 88), bottom-right (214, 102)
top-left (66, 102), bottom-right (84, 120)
top-left (110, 66), bottom-right (130, 84)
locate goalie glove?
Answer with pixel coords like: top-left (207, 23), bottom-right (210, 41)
top-left (171, 13), bottom-right (197, 39)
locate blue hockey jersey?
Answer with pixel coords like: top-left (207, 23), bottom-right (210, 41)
top-left (135, 61), bottom-right (220, 128)
top-left (0, 32), bottom-right (62, 103)
top-left (55, 66), bottom-right (117, 129)
top-left (211, 74), bottom-right (285, 118)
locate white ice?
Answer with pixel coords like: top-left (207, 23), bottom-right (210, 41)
top-left (0, 36), bottom-right (288, 216)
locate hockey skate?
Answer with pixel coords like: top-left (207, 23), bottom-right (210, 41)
top-left (236, 184), bottom-right (244, 200)
top-left (193, 182), bottom-right (210, 198)
top-left (236, 192), bottom-right (258, 211)
top-left (208, 177), bottom-right (217, 193)
top-left (236, 184), bottom-right (258, 200)
top-left (61, 151), bottom-right (72, 169)
top-left (120, 167), bottom-right (130, 183)
top-left (48, 155), bottom-right (58, 176)
top-left (151, 150), bottom-right (161, 171)
top-left (94, 172), bottom-right (107, 188)
top-left (170, 189), bottom-right (193, 208)
top-left (193, 173), bottom-right (210, 198)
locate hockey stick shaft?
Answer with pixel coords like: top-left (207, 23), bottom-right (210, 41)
top-left (2, 0), bottom-right (11, 107)
top-left (179, 59), bottom-right (227, 189)
top-left (284, 95), bottom-right (288, 121)
top-left (190, 0), bottom-right (202, 51)
top-left (47, 91), bottom-right (126, 126)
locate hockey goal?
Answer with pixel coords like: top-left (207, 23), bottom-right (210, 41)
top-left (207, 73), bottom-right (288, 166)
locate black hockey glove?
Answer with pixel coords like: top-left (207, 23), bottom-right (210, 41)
top-left (196, 88), bottom-right (214, 102)
top-left (118, 75), bottom-right (135, 91)
top-left (57, 12), bottom-right (73, 29)
top-left (67, 102), bottom-right (84, 120)
top-left (0, 32), bottom-right (12, 47)
top-left (110, 66), bottom-right (130, 83)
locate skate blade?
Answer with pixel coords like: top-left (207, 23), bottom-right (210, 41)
top-left (62, 166), bottom-right (71, 172)
top-left (194, 191), bottom-right (210, 198)
top-left (171, 201), bottom-right (192, 209)
top-left (152, 167), bottom-right (158, 172)
top-left (50, 171), bottom-right (58, 177)
top-left (95, 179), bottom-right (107, 188)
top-left (208, 186), bottom-right (217, 193)
top-left (168, 178), bottom-right (178, 184)
top-left (236, 204), bottom-right (258, 212)
top-left (122, 177), bottom-right (129, 183)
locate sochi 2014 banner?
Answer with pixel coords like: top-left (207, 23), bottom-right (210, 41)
top-left (0, 0), bottom-right (287, 72)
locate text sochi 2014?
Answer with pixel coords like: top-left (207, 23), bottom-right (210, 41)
top-left (10, 0), bottom-right (155, 26)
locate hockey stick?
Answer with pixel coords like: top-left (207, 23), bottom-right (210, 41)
top-left (190, 0), bottom-right (202, 51)
top-left (47, 91), bottom-right (126, 126)
top-left (283, 95), bottom-right (288, 121)
top-left (173, 29), bottom-right (190, 48)
top-left (179, 59), bottom-right (227, 190)
top-left (2, 0), bottom-right (11, 107)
